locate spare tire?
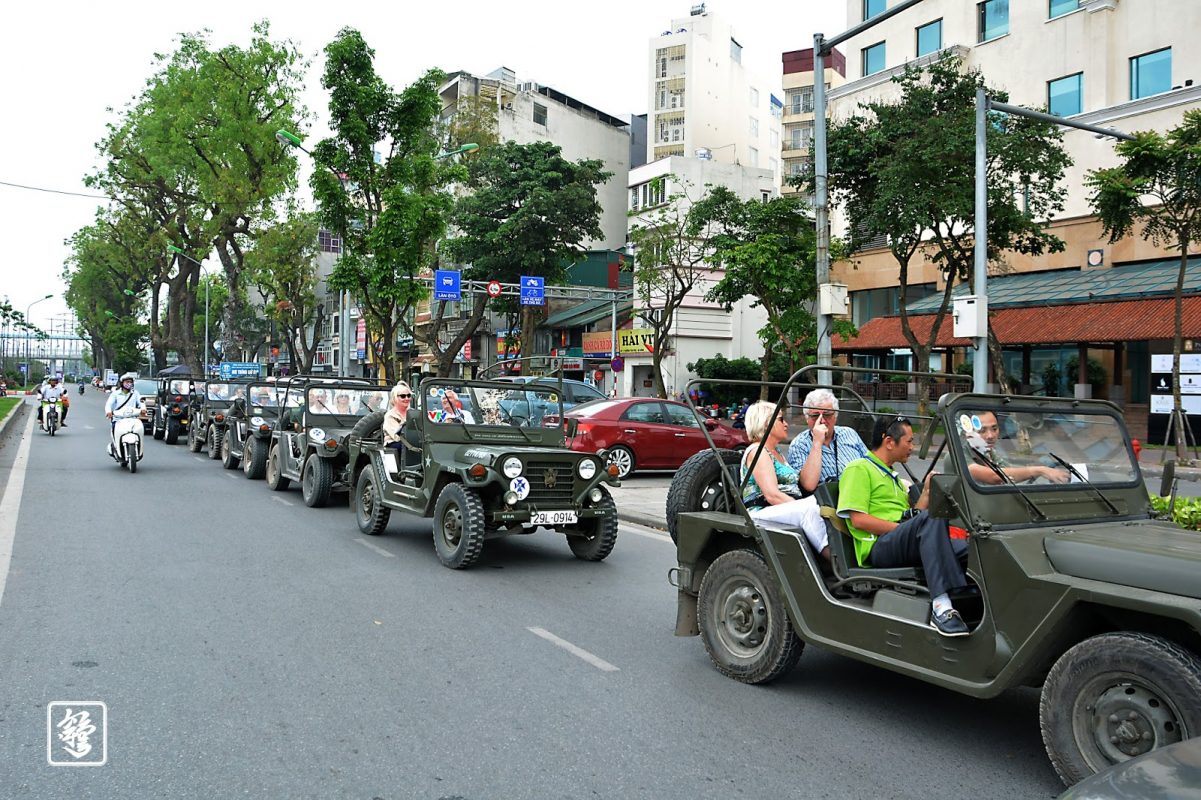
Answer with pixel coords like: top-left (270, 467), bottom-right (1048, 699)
top-left (666, 448), bottom-right (744, 543)
top-left (349, 410), bottom-right (386, 441)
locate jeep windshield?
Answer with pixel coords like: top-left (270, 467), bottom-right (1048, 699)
top-left (424, 383), bottom-right (561, 429)
top-left (306, 387), bottom-right (387, 422)
top-left (247, 384), bottom-right (280, 410)
top-left (167, 379), bottom-right (195, 395)
top-left (205, 382), bottom-right (245, 403)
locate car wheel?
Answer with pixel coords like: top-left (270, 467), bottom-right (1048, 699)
top-left (432, 483), bottom-right (486, 569)
top-left (697, 548), bottom-right (803, 685)
top-left (221, 430), bottom-right (239, 469)
top-left (187, 423), bottom-right (203, 452)
top-left (665, 448), bottom-right (745, 542)
top-left (566, 486), bottom-right (618, 561)
top-left (152, 413), bottom-right (164, 440)
top-left (165, 418), bottom-right (181, 445)
top-left (207, 426), bottom-right (222, 460)
top-left (355, 466), bottom-right (391, 536)
top-left (605, 445), bottom-right (635, 479)
top-left (301, 454), bottom-right (333, 508)
top-left (266, 444), bottom-right (290, 491)
top-left (244, 437), bottom-right (267, 480)
top-left (1040, 631), bottom-right (1201, 787)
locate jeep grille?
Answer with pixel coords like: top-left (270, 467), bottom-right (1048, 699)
top-left (524, 461), bottom-right (574, 504)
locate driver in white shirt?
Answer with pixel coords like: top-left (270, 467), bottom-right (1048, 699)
top-left (37, 376), bottom-right (67, 429)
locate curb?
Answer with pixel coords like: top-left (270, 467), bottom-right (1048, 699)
top-left (616, 509), bottom-right (668, 532)
top-left (0, 398), bottom-right (28, 440)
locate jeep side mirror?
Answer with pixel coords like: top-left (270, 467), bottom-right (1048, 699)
top-left (564, 418), bottom-right (578, 438)
top-left (1159, 459), bottom-right (1177, 498)
top-left (928, 474), bottom-right (961, 520)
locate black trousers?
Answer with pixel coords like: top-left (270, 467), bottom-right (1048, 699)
top-left (866, 511), bottom-right (968, 598)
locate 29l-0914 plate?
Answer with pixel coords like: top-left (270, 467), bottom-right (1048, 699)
top-left (531, 510), bottom-right (577, 526)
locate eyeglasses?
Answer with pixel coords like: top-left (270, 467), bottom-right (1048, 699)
top-left (805, 409), bottom-right (836, 420)
top-left (396, 393), bottom-right (411, 399)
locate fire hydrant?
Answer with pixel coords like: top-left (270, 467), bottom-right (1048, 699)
top-left (1132, 439), bottom-right (1142, 461)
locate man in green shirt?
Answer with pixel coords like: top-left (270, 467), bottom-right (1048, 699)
top-left (837, 416), bottom-right (971, 636)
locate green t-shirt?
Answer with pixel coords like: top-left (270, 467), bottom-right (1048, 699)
top-left (837, 452), bottom-right (911, 566)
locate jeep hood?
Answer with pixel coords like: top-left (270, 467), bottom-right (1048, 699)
top-left (1044, 520), bottom-right (1201, 600)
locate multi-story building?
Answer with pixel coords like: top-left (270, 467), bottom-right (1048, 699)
top-left (820, 0), bottom-right (1201, 434)
top-left (780, 47), bottom-right (846, 201)
top-left (647, 5), bottom-right (783, 184)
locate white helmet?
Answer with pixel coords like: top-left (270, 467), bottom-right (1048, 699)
top-left (120, 372), bottom-right (137, 385)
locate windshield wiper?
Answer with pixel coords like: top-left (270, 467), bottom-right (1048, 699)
top-left (971, 448), bottom-right (1047, 520)
top-left (1047, 451), bottom-right (1121, 515)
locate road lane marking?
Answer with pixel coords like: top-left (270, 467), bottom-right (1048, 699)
top-left (526, 627), bottom-right (620, 672)
top-left (193, 456), bottom-right (205, 462)
top-left (354, 538), bottom-right (396, 558)
top-left (0, 412), bottom-right (37, 609)
top-left (271, 496), bottom-right (294, 507)
top-left (225, 472), bottom-right (237, 480)
top-left (83, 425), bottom-right (95, 430)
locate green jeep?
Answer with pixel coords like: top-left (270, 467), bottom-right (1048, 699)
top-left (344, 377), bottom-right (620, 569)
top-left (151, 375), bottom-right (202, 444)
top-left (219, 381), bottom-right (283, 476)
top-left (670, 367), bottom-right (1201, 788)
top-left (187, 379), bottom-right (253, 459)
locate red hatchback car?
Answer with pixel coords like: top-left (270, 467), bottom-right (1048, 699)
top-left (559, 398), bottom-right (747, 478)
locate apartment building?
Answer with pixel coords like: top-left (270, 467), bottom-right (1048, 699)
top-left (780, 47), bottom-right (846, 201)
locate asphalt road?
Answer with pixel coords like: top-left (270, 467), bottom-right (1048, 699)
top-left (0, 391), bottom-right (1065, 799)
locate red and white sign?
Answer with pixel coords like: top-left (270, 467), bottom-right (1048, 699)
top-left (486, 280), bottom-right (502, 298)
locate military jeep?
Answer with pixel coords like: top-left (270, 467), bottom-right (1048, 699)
top-left (670, 366), bottom-right (1201, 789)
top-left (187, 379), bottom-right (253, 460)
top-left (218, 382), bottom-right (285, 478)
top-left (265, 378), bottom-right (386, 507)
top-left (344, 377), bottom-right (621, 569)
top-left (151, 375), bottom-right (203, 444)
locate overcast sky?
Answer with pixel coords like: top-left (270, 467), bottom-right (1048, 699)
top-left (0, 1), bottom-right (845, 331)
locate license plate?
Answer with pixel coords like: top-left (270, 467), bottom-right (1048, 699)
top-left (531, 510), bottom-right (577, 526)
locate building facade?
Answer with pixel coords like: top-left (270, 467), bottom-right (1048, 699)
top-left (780, 47), bottom-right (846, 200)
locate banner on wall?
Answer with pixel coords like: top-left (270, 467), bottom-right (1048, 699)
top-left (617, 328), bottom-right (655, 355)
top-left (582, 331), bottom-right (614, 358)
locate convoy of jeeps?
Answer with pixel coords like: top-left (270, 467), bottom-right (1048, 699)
top-left (140, 365), bottom-right (1201, 790)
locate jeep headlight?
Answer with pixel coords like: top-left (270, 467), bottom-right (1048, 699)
top-left (309, 427), bottom-right (326, 442)
top-left (577, 459), bottom-right (597, 480)
top-left (589, 487), bottom-right (603, 503)
top-left (502, 457), bottom-right (523, 478)
top-left (504, 490), bottom-right (519, 506)
top-left (250, 416), bottom-right (265, 427)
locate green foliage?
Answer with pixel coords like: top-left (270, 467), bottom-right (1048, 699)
top-left (246, 210), bottom-right (323, 372)
top-left (1148, 493), bottom-right (1201, 530)
top-left (686, 353), bottom-right (792, 405)
top-left (1042, 362), bottom-right (1062, 397)
top-left (1065, 356), bottom-right (1108, 396)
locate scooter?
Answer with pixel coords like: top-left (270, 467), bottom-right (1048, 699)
top-left (41, 400), bottom-right (62, 436)
top-left (78, 384), bottom-right (85, 396)
top-left (109, 405), bottom-right (145, 473)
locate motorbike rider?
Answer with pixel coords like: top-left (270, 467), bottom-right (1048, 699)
top-left (105, 372), bottom-right (145, 455)
top-left (37, 375), bottom-right (67, 429)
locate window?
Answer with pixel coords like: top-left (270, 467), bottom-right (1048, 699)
top-left (730, 38), bottom-right (742, 64)
top-left (916, 19), bottom-right (942, 57)
top-left (629, 188), bottom-right (639, 211)
top-left (1049, 0), bottom-right (1079, 18)
top-left (851, 284), bottom-right (936, 326)
top-left (863, 0), bottom-right (886, 20)
top-left (1130, 48), bottom-right (1171, 100)
top-left (978, 0), bottom-right (1008, 42)
top-left (623, 402), bottom-right (665, 424)
top-left (1048, 73), bottom-right (1083, 116)
top-left (749, 146), bottom-right (759, 167)
top-left (749, 116), bottom-right (759, 137)
top-left (862, 41), bottom-right (886, 76)
top-left (318, 229), bottom-right (342, 254)
top-left (787, 122), bottom-right (813, 150)
top-left (665, 403), bottom-right (701, 428)
top-left (532, 103), bottom-right (547, 126)
top-left (768, 157), bottom-right (778, 173)
top-left (749, 87), bottom-right (759, 106)
top-left (769, 130), bottom-right (779, 148)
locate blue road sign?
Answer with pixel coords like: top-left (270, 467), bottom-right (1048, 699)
top-left (434, 270), bottom-right (462, 302)
top-left (519, 275), bottom-right (545, 306)
top-left (219, 361), bottom-right (261, 378)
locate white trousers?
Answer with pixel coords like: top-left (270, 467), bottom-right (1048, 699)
top-left (749, 496), bottom-right (829, 553)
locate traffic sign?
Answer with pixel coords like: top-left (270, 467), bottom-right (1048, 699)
top-left (519, 276), bottom-right (545, 306)
top-left (610, 356), bottom-right (624, 372)
top-left (219, 361), bottom-right (260, 378)
top-left (486, 280), bottom-right (502, 298)
top-left (434, 270), bottom-right (461, 302)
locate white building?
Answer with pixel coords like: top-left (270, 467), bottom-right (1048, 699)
top-left (647, 5), bottom-right (783, 185)
top-left (624, 156), bottom-right (776, 398)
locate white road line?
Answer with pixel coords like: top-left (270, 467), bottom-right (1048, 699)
top-left (193, 456), bottom-right (205, 462)
top-left (271, 496), bottom-right (294, 507)
top-left (354, 538), bottom-right (396, 558)
top-left (83, 425), bottom-right (95, 430)
top-left (526, 627), bottom-right (620, 672)
top-left (224, 472), bottom-right (237, 480)
top-left (0, 412), bottom-right (37, 609)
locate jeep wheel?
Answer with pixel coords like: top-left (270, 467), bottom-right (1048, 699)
top-left (207, 426), bottom-right (222, 460)
top-left (1040, 632), bottom-right (1201, 786)
top-left (266, 444), bottom-right (291, 491)
top-left (433, 484), bottom-right (486, 569)
top-left (152, 414), bottom-right (164, 440)
top-left (187, 423), bottom-right (203, 453)
top-left (605, 445), bottom-right (635, 479)
top-left (243, 437), bottom-right (267, 480)
top-left (165, 418), bottom-right (181, 445)
top-left (698, 548), bottom-right (803, 684)
top-left (567, 487), bottom-right (618, 561)
top-left (301, 454), bottom-right (333, 508)
top-left (355, 466), bottom-right (391, 536)
top-left (666, 448), bottom-right (744, 542)
top-left (221, 430), bottom-right (240, 469)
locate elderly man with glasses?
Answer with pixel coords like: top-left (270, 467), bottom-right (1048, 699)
top-left (786, 388), bottom-right (870, 493)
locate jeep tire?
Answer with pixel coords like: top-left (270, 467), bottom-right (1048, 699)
top-left (165, 418), bottom-right (181, 445)
top-left (355, 466), bottom-right (391, 536)
top-left (243, 437), bottom-right (267, 480)
top-left (566, 486), bottom-right (618, 561)
top-left (666, 448), bottom-right (745, 542)
top-left (207, 426), bottom-right (221, 460)
top-left (1040, 631), bottom-right (1201, 786)
top-left (188, 423), bottom-right (203, 453)
top-left (433, 484), bottom-right (486, 569)
top-left (221, 429), bottom-right (240, 469)
top-left (301, 454), bottom-right (333, 508)
top-left (698, 548), bottom-right (803, 685)
top-left (152, 413), bottom-right (165, 440)
top-left (266, 444), bottom-right (290, 491)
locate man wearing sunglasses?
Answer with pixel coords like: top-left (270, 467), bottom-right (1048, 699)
top-left (786, 388), bottom-right (870, 493)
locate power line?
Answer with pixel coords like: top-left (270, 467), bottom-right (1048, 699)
top-left (0, 179), bottom-right (109, 200)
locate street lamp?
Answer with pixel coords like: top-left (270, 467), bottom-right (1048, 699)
top-left (168, 245), bottom-right (210, 377)
top-left (435, 142), bottom-right (479, 160)
top-left (25, 294), bottom-right (52, 386)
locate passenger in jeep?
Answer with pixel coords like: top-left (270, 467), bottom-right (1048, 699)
top-left (963, 410), bottom-right (1069, 485)
top-left (837, 416), bottom-right (971, 637)
top-left (786, 388), bottom-right (869, 493)
top-left (382, 382), bottom-right (414, 447)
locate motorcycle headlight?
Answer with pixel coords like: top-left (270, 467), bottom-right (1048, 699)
top-left (309, 428), bottom-right (326, 442)
top-left (502, 457), bottom-right (523, 479)
top-left (577, 459), bottom-right (597, 480)
top-left (250, 416), bottom-right (265, 427)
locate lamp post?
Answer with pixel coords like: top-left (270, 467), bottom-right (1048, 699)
top-left (24, 294), bottom-right (52, 386)
top-left (167, 246), bottom-right (209, 377)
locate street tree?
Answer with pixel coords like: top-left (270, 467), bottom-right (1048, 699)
top-left (446, 140), bottom-right (609, 376)
top-left (311, 28), bottom-right (455, 380)
top-left (1088, 109), bottom-right (1201, 456)
top-left (246, 210), bottom-right (325, 373)
top-left (628, 176), bottom-right (727, 398)
top-left (824, 59), bottom-right (1070, 411)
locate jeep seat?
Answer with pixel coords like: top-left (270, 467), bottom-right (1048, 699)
top-left (813, 481), bottom-right (922, 585)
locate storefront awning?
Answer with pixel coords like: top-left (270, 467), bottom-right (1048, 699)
top-left (540, 299), bottom-right (633, 329)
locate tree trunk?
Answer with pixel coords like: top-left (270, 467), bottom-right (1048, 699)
top-left (1172, 241), bottom-right (1189, 459)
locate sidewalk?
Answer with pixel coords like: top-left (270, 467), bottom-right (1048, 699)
top-left (609, 475), bottom-right (672, 531)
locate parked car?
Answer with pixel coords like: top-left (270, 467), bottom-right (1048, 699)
top-left (134, 379), bottom-right (157, 434)
top-left (557, 397), bottom-right (747, 478)
top-left (493, 376), bottom-right (605, 425)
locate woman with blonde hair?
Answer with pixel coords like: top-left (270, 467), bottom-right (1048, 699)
top-left (741, 401), bottom-right (830, 560)
top-left (382, 381), bottom-right (414, 446)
